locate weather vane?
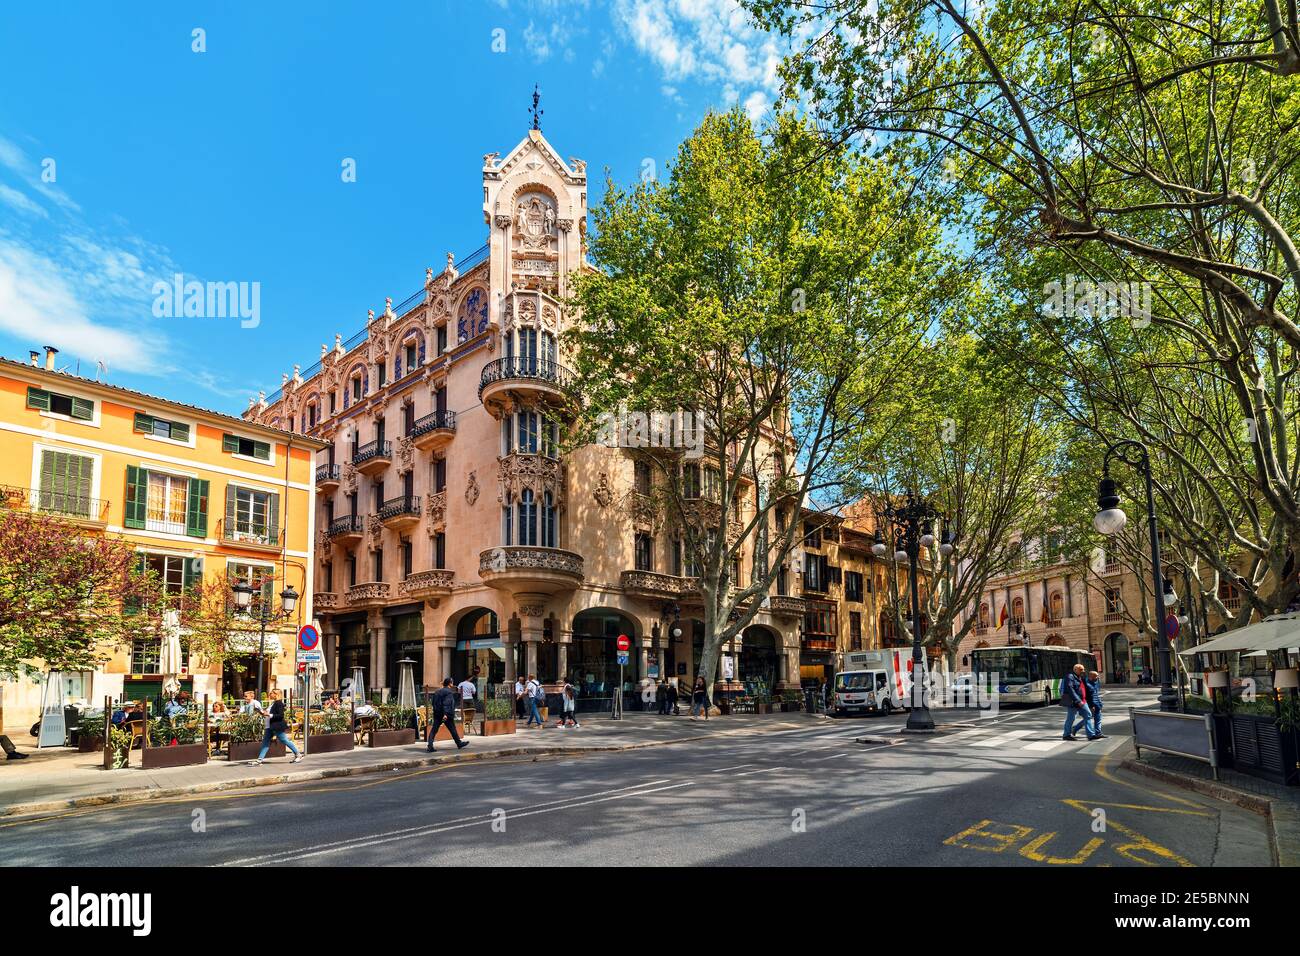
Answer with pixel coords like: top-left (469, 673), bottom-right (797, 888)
top-left (530, 84), bottom-right (543, 131)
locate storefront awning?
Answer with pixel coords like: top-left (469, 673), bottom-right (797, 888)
top-left (1179, 613), bottom-right (1300, 656)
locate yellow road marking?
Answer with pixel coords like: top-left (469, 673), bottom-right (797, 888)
top-left (1019, 832), bottom-right (1106, 865)
top-left (1062, 798), bottom-right (1211, 817)
top-left (1062, 799), bottom-right (1195, 867)
top-left (1093, 748), bottom-right (1204, 809)
top-left (943, 819), bottom-right (1033, 852)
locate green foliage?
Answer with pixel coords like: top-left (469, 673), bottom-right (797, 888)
top-left (108, 725), bottom-right (132, 769)
top-left (376, 705), bottom-right (415, 731)
top-left (223, 711), bottom-right (266, 744)
top-left (312, 709), bottom-right (350, 735)
top-left (484, 699), bottom-right (513, 721)
top-left (148, 713), bottom-right (200, 747)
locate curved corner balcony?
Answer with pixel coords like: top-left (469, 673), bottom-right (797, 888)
top-left (478, 357), bottom-right (573, 416)
top-left (767, 595), bottom-right (808, 619)
top-left (377, 494), bottom-right (420, 532)
top-left (398, 568), bottom-right (456, 599)
top-left (346, 581), bottom-right (391, 608)
top-left (352, 439), bottom-right (392, 477)
top-left (478, 546), bottom-right (584, 595)
top-left (410, 410), bottom-right (457, 452)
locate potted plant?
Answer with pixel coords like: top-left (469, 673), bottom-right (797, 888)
top-left (106, 724), bottom-right (132, 769)
top-left (369, 705), bottom-right (418, 747)
top-left (307, 708), bottom-right (355, 753)
top-left (480, 698), bottom-right (516, 737)
top-left (226, 711), bottom-right (283, 762)
top-left (141, 714), bottom-right (208, 769)
top-left (1228, 692), bottom-right (1299, 785)
top-left (75, 713), bottom-right (105, 752)
top-left (781, 690), bottom-right (802, 713)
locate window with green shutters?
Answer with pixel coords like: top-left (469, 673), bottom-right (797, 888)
top-left (222, 433), bottom-right (271, 461)
top-left (185, 478), bottom-right (210, 538)
top-left (223, 484), bottom-right (279, 544)
top-left (124, 465), bottom-right (148, 529)
top-left (27, 386), bottom-right (94, 421)
top-left (133, 411), bottom-right (190, 443)
top-left (38, 450), bottom-right (94, 518)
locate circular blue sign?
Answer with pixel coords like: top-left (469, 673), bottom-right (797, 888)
top-left (298, 624), bottom-right (320, 651)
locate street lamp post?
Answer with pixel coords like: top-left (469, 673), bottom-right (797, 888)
top-left (1094, 440), bottom-right (1178, 712)
top-left (873, 492), bottom-right (955, 731)
top-left (232, 579), bottom-right (300, 696)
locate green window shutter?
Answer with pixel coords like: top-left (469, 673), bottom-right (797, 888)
top-left (70, 397), bottom-right (94, 421)
top-left (222, 434), bottom-right (238, 453)
top-left (182, 557), bottom-right (202, 589)
top-left (133, 412), bottom-right (153, 433)
top-left (39, 450), bottom-right (56, 494)
top-left (267, 492), bottom-right (281, 540)
top-left (26, 387), bottom-right (51, 411)
top-left (124, 466), bottom-right (147, 529)
top-left (253, 440), bottom-right (271, 461)
top-left (170, 421), bottom-right (190, 443)
top-left (185, 478), bottom-right (210, 537)
top-left (224, 484), bottom-right (238, 533)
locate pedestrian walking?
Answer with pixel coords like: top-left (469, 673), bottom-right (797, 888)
top-left (667, 679), bottom-right (680, 715)
top-left (514, 676), bottom-right (527, 721)
top-left (559, 678), bottom-right (580, 728)
top-left (457, 675), bottom-right (478, 736)
top-left (427, 678), bottom-right (469, 751)
top-left (249, 689), bottom-right (302, 765)
top-left (689, 676), bottom-right (709, 720)
top-left (1060, 664), bottom-right (1099, 741)
top-left (525, 673), bottom-right (546, 728)
top-left (1086, 670), bottom-right (1106, 739)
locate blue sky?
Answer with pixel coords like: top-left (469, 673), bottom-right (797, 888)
top-left (0, 1), bottom-right (787, 413)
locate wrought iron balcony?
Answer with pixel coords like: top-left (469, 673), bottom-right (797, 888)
top-left (377, 495), bottom-right (421, 531)
top-left (218, 519), bottom-right (285, 552)
top-left (478, 357), bottom-right (574, 413)
top-left (316, 464), bottom-right (341, 488)
top-left (328, 514), bottom-right (364, 540)
top-left (352, 439), bottom-right (392, 476)
top-left (1, 484), bottom-right (110, 527)
top-left (410, 410), bottom-right (456, 451)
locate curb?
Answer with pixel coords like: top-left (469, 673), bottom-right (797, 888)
top-left (1119, 757), bottom-right (1300, 867)
top-left (0, 734), bottom-right (714, 819)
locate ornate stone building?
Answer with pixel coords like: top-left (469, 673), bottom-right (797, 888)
top-left (244, 127), bottom-right (804, 707)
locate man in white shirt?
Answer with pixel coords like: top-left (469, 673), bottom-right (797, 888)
top-left (457, 677), bottom-right (478, 735)
top-left (514, 677), bottom-right (526, 721)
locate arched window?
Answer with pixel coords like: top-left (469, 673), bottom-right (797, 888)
top-left (978, 603), bottom-right (990, 627)
top-left (542, 491), bottom-right (556, 547)
top-left (517, 489), bottom-right (537, 546)
top-left (1050, 591), bottom-right (1064, 621)
top-left (542, 331), bottom-right (557, 367)
top-left (1012, 597), bottom-right (1025, 624)
top-left (518, 328), bottom-right (538, 374)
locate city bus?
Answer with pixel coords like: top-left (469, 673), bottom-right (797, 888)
top-left (970, 645), bottom-right (1095, 707)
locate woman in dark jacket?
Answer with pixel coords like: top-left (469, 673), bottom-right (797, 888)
top-left (251, 690), bottom-right (303, 765)
top-left (690, 676), bottom-right (709, 720)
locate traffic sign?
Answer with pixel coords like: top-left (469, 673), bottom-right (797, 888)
top-left (616, 634), bottom-right (631, 652)
top-left (616, 652), bottom-right (630, 666)
top-left (298, 623), bottom-right (320, 652)
top-left (1166, 614), bottom-right (1180, 641)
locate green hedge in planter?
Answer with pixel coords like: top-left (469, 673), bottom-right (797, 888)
top-left (222, 711), bottom-right (267, 744)
top-left (148, 714), bottom-right (201, 747)
top-left (377, 705), bottom-right (416, 731)
top-left (312, 709), bottom-right (351, 735)
top-left (484, 699), bottom-right (513, 721)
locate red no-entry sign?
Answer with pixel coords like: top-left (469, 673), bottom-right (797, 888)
top-left (616, 634), bottom-right (631, 652)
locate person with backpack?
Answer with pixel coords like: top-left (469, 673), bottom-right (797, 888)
top-left (559, 678), bottom-right (580, 728)
top-left (525, 673), bottom-right (546, 728)
top-left (1085, 670), bottom-right (1106, 739)
top-left (428, 678), bottom-right (469, 751)
top-left (250, 689), bottom-right (302, 765)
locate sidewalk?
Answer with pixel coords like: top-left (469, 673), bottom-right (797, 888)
top-left (0, 711), bottom-right (820, 817)
top-left (1121, 748), bottom-right (1300, 866)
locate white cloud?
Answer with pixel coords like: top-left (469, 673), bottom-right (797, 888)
top-left (0, 184), bottom-right (48, 219)
top-left (613, 0), bottom-right (789, 114)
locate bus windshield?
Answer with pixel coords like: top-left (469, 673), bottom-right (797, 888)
top-left (971, 648), bottom-right (1030, 683)
top-left (835, 672), bottom-right (873, 692)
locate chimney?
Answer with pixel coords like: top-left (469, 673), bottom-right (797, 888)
top-left (29, 351), bottom-right (40, 367)
top-left (43, 346), bottom-right (58, 371)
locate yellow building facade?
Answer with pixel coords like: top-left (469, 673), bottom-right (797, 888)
top-left (0, 351), bottom-right (327, 733)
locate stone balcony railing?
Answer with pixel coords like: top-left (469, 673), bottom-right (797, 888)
top-left (479, 546), bottom-right (584, 577)
top-left (398, 568), bottom-right (456, 597)
top-left (346, 582), bottom-right (391, 606)
top-left (314, 591), bottom-right (340, 611)
top-left (767, 595), bottom-right (808, 618)
top-left (620, 570), bottom-right (700, 598)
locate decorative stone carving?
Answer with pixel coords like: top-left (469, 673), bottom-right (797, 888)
top-left (557, 218), bottom-right (573, 233)
top-left (367, 514), bottom-right (382, 542)
top-left (397, 435), bottom-right (415, 470)
top-left (343, 463), bottom-right (358, 494)
top-left (631, 493), bottom-right (660, 533)
top-left (518, 603), bottom-right (545, 618)
top-left (315, 528), bottom-right (331, 554)
top-left (514, 194), bottom-right (556, 250)
top-left (497, 453), bottom-right (565, 505)
top-left (466, 470), bottom-right (480, 506)
top-left (593, 472), bottom-right (613, 508)
top-left (346, 582), bottom-right (391, 605)
top-left (495, 214), bottom-right (513, 229)
top-left (398, 569), bottom-right (455, 597)
top-left (426, 490), bottom-right (447, 530)
top-left (479, 546), bottom-right (584, 578)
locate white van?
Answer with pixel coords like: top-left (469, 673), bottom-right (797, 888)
top-left (834, 649), bottom-right (916, 716)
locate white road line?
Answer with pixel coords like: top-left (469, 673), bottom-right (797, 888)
top-left (971, 729), bottom-right (1035, 748)
top-left (806, 752), bottom-right (849, 761)
top-left (232, 782), bottom-right (696, 866)
top-left (710, 764), bottom-right (755, 773)
top-left (1021, 739), bottom-right (1069, 752)
top-left (731, 766), bottom-right (782, 778)
top-left (220, 779), bottom-right (674, 866)
top-left (925, 727), bottom-right (989, 744)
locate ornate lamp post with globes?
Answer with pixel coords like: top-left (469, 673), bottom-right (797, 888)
top-left (232, 578), bottom-right (299, 697)
top-left (872, 492), bottom-right (956, 731)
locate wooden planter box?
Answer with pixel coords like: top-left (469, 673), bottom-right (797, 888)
top-left (142, 743), bottom-right (208, 769)
top-left (431, 722), bottom-right (466, 741)
top-left (369, 728), bottom-right (418, 748)
top-left (78, 736), bottom-right (104, 753)
top-left (1230, 713), bottom-right (1299, 785)
top-left (481, 719), bottom-right (516, 737)
top-left (229, 740), bottom-right (285, 761)
top-left (306, 732), bottom-right (354, 754)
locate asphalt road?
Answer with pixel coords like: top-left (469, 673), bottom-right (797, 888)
top-left (1, 688), bottom-right (1272, 867)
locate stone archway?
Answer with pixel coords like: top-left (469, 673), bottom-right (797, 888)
top-left (1105, 632), bottom-right (1130, 683)
top-left (740, 625), bottom-right (782, 694)
top-left (568, 607), bottom-right (641, 712)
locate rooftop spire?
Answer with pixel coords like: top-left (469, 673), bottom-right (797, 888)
top-left (530, 83), bottom-right (543, 131)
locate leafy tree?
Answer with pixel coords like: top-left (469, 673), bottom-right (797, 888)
top-left (567, 109), bottom-right (947, 695)
top-left (0, 508), bottom-right (167, 683)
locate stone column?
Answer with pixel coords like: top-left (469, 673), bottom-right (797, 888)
top-left (556, 630), bottom-right (571, 682)
top-left (369, 615), bottom-right (389, 698)
top-left (516, 599), bottom-right (547, 680)
top-left (322, 629), bottom-right (339, 688)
